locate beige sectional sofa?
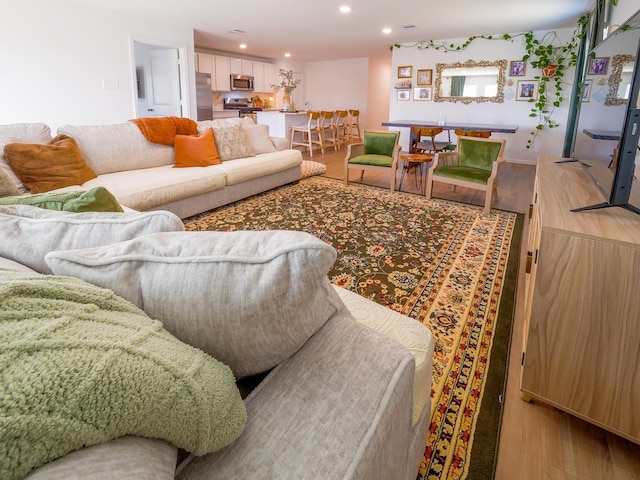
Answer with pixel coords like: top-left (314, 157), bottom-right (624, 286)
top-left (0, 118), bottom-right (302, 219)
top-left (0, 120), bottom-right (435, 480)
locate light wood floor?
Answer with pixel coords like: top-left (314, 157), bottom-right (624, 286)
top-left (300, 144), bottom-right (640, 480)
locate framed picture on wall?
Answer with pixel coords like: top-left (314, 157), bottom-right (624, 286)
top-left (417, 69), bottom-right (433, 85)
top-left (581, 79), bottom-right (593, 102)
top-left (413, 87), bottom-right (432, 101)
top-left (397, 90), bottom-right (410, 101)
top-left (588, 56), bottom-right (609, 75)
top-left (516, 80), bottom-right (539, 101)
top-left (398, 66), bottom-right (413, 78)
top-left (509, 60), bottom-right (526, 76)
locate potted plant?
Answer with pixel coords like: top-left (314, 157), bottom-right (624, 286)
top-left (270, 69), bottom-right (301, 111)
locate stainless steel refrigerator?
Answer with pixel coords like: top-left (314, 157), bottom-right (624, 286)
top-left (196, 72), bottom-right (213, 120)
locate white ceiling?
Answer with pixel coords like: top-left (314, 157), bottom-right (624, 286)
top-left (67, 0), bottom-right (595, 62)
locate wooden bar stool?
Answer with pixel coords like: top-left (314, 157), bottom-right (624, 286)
top-left (290, 111), bottom-right (324, 157)
top-left (334, 110), bottom-right (349, 147)
top-left (347, 109), bottom-right (362, 142)
top-left (319, 110), bottom-right (338, 152)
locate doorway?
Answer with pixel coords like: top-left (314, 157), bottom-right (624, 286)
top-left (132, 39), bottom-right (190, 118)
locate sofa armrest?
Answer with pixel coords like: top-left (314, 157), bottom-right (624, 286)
top-left (26, 436), bottom-right (177, 480)
top-left (270, 136), bottom-right (289, 151)
top-left (178, 313), bottom-right (415, 480)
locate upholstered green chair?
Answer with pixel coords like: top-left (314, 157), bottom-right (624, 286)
top-left (425, 136), bottom-right (506, 213)
top-left (344, 130), bottom-right (401, 192)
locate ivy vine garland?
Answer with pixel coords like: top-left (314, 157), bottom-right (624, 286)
top-left (391, 15), bottom-right (589, 149)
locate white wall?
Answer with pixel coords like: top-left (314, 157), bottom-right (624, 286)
top-left (0, 0), bottom-right (196, 133)
top-left (390, 28), bottom-right (578, 163)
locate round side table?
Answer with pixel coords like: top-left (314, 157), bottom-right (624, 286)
top-left (398, 152), bottom-right (434, 195)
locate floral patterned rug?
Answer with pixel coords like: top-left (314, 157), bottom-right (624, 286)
top-left (184, 176), bottom-right (522, 480)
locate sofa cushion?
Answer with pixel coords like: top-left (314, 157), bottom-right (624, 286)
top-left (80, 164), bottom-right (227, 211)
top-left (45, 230), bottom-right (343, 378)
top-left (241, 124), bottom-right (277, 154)
top-left (25, 436), bottom-right (177, 480)
top-left (0, 270), bottom-right (247, 480)
top-left (0, 206), bottom-right (184, 274)
top-left (217, 149), bottom-right (303, 186)
top-left (332, 285), bottom-right (433, 426)
top-left (211, 123), bottom-right (255, 161)
top-left (3, 134), bottom-right (97, 193)
top-left (0, 124), bottom-right (53, 194)
top-left (57, 123), bottom-right (174, 175)
top-left (0, 187), bottom-right (123, 213)
top-left (0, 166), bottom-right (21, 197)
top-left (174, 128), bottom-right (221, 168)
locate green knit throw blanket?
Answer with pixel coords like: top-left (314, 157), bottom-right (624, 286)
top-left (0, 269), bottom-right (246, 480)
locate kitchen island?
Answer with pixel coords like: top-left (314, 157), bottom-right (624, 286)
top-left (256, 111), bottom-right (309, 142)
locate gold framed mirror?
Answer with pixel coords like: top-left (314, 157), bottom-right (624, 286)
top-left (605, 53), bottom-right (635, 106)
top-left (434, 59), bottom-right (507, 104)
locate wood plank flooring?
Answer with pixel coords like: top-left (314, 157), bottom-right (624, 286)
top-left (300, 144), bottom-right (640, 480)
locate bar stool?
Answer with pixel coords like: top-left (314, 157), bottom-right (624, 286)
top-left (319, 110), bottom-right (338, 152)
top-left (347, 109), bottom-right (362, 142)
top-left (290, 111), bottom-right (324, 157)
top-left (334, 110), bottom-right (349, 147)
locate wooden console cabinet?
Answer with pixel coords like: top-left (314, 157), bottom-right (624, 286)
top-left (521, 156), bottom-right (640, 444)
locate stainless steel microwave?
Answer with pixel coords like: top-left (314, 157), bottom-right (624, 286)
top-left (230, 74), bottom-right (254, 91)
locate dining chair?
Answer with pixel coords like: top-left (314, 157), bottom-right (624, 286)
top-left (454, 128), bottom-right (492, 138)
top-left (347, 109), bottom-right (362, 142)
top-left (290, 111), bottom-right (324, 157)
top-left (319, 110), bottom-right (338, 152)
top-left (344, 130), bottom-right (401, 192)
top-left (414, 127), bottom-right (453, 154)
top-left (425, 136), bottom-right (506, 213)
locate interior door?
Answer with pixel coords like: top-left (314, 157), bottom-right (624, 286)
top-left (146, 48), bottom-right (182, 117)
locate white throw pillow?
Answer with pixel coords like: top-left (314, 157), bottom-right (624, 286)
top-left (0, 205), bottom-right (184, 274)
top-left (241, 124), bottom-right (277, 154)
top-left (45, 230), bottom-right (343, 378)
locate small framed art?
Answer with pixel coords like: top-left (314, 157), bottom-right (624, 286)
top-left (417, 69), bottom-right (433, 85)
top-left (588, 57), bottom-right (609, 75)
top-left (413, 87), bottom-right (432, 101)
top-left (516, 80), bottom-right (539, 101)
top-left (509, 60), bottom-right (526, 76)
top-left (581, 79), bottom-right (593, 102)
top-left (398, 66), bottom-right (413, 78)
top-left (397, 90), bottom-right (410, 101)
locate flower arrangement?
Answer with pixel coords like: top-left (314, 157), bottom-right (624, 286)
top-left (270, 69), bottom-right (301, 94)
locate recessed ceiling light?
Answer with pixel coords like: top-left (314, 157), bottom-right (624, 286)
top-left (284, 52), bottom-right (291, 57)
top-left (339, 6), bottom-right (351, 13)
top-left (382, 27), bottom-right (392, 34)
top-left (239, 44), bottom-right (247, 49)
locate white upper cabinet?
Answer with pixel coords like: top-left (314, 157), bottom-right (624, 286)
top-left (214, 55), bottom-right (231, 91)
top-left (196, 53), bottom-right (277, 92)
top-left (263, 63), bottom-right (277, 93)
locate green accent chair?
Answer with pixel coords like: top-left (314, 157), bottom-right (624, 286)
top-left (425, 136), bottom-right (506, 214)
top-left (344, 130), bottom-right (401, 192)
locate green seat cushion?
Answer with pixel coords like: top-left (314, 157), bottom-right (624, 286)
top-left (0, 186), bottom-right (124, 212)
top-left (434, 165), bottom-right (492, 184)
top-left (348, 154), bottom-right (394, 167)
top-left (363, 132), bottom-right (397, 157)
top-left (457, 138), bottom-right (503, 171)
top-left (0, 270), bottom-right (247, 480)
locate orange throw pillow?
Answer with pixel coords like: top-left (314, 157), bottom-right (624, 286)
top-left (3, 134), bottom-right (97, 194)
top-left (173, 128), bottom-right (221, 168)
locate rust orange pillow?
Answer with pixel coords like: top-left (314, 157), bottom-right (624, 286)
top-left (173, 128), bottom-right (221, 168)
top-left (3, 135), bottom-right (97, 193)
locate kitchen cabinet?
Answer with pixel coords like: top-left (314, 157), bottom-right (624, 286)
top-left (230, 58), bottom-right (253, 75)
top-left (196, 53), bottom-right (214, 78)
top-left (520, 155), bottom-right (640, 444)
top-left (252, 61), bottom-right (265, 92)
top-left (214, 55), bottom-right (231, 92)
top-left (263, 63), bottom-right (277, 93)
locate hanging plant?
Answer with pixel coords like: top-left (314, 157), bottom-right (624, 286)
top-left (522, 15), bottom-right (588, 149)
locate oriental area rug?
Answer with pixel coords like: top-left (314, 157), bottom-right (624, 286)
top-left (184, 176), bottom-right (523, 480)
